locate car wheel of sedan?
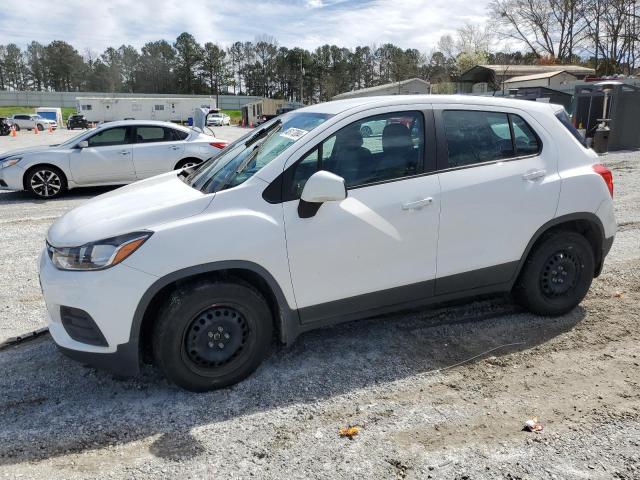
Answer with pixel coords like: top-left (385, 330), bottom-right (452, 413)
top-left (14, 124), bottom-right (20, 132)
top-left (152, 280), bottom-right (273, 392)
top-left (25, 166), bottom-right (67, 199)
top-left (513, 231), bottom-right (594, 316)
top-left (37, 124), bottom-right (45, 131)
top-left (175, 158), bottom-right (202, 170)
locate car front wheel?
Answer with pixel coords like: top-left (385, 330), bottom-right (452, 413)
top-left (513, 231), bottom-right (595, 316)
top-left (25, 166), bottom-right (67, 199)
top-left (152, 280), bottom-right (273, 392)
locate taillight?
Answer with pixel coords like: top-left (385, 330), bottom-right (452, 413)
top-left (593, 164), bottom-right (614, 198)
top-left (209, 141), bottom-right (228, 149)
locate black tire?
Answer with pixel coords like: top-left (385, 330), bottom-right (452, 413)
top-left (513, 231), bottom-right (595, 316)
top-left (25, 166), bottom-right (68, 199)
top-left (37, 123), bottom-right (44, 131)
top-left (152, 280), bottom-right (273, 392)
top-left (14, 124), bottom-right (20, 132)
top-left (174, 158), bottom-right (202, 170)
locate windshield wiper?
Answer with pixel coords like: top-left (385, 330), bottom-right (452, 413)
top-left (245, 119), bottom-right (281, 147)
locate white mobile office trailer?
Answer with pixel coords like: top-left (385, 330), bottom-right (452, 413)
top-left (76, 97), bottom-right (217, 123)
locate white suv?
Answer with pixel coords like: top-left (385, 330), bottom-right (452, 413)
top-left (39, 95), bottom-right (616, 391)
top-left (10, 114), bottom-right (58, 131)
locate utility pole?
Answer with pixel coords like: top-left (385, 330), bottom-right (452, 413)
top-left (300, 58), bottom-right (305, 105)
top-left (595, 0), bottom-right (601, 74)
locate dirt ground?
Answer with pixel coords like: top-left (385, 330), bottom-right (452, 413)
top-left (0, 149), bottom-right (638, 479)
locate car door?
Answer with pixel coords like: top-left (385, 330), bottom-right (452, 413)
top-left (131, 125), bottom-right (184, 179)
top-left (433, 105), bottom-right (561, 294)
top-left (69, 126), bottom-right (136, 184)
top-left (281, 107), bottom-right (441, 324)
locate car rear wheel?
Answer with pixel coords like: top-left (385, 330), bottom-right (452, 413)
top-left (152, 280), bottom-right (273, 392)
top-left (513, 231), bottom-right (595, 316)
top-left (14, 124), bottom-right (20, 132)
top-left (37, 124), bottom-right (44, 131)
top-left (175, 158), bottom-right (202, 170)
top-left (25, 166), bottom-right (67, 199)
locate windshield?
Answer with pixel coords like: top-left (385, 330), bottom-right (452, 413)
top-left (186, 111), bottom-right (332, 193)
top-left (58, 130), bottom-right (95, 147)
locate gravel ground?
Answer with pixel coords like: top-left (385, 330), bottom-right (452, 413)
top-left (0, 145), bottom-right (638, 479)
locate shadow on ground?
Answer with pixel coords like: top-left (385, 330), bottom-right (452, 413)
top-left (0, 186), bottom-right (118, 205)
top-left (0, 297), bottom-right (585, 464)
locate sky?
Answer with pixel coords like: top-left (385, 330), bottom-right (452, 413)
top-left (0, 0), bottom-right (491, 54)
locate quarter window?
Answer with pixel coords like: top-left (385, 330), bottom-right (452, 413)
top-left (87, 127), bottom-right (128, 147)
top-left (288, 111), bottom-right (425, 196)
top-left (442, 110), bottom-right (540, 168)
top-left (169, 128), bottom-right (189, 141)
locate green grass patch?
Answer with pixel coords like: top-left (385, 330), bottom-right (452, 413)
top-left (0, 106), bottom-right (77, 122)
top-left (222, 109), bottom-right (241, 125)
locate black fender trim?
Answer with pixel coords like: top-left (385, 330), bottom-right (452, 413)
top-left (510, 212), bottom-right (608, 285)
top-left (128, 261), bottom-right (300, 361)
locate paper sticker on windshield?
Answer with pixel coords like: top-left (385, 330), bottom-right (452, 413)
top-left (280, 127), bottom-right (308, 141)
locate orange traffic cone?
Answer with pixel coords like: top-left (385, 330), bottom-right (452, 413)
top-left (10, 125), bottom-right (16, 137)
top-left (48, 124), bottom-right (53, 133)
top-left (34, 126), bottom-right (39, 135)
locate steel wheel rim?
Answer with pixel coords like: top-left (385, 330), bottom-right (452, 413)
top-left (182, 305), bottom-right (251, 373)
top-left (540, 249), bottom-right (581, 299)
top-left (30, 170), bottom-right (62, 197)
top-left (182, 161), bottom-right (198, 169)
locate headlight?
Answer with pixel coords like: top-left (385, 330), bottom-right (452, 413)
top-left (1, 157), bottom-right (22, 168)
top-left (47, 231), bottom-right (152, 271)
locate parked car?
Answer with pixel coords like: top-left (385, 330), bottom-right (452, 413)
top-left (9, 114), bottom-right (57, 131)
top-left (39, 95), bottom-right (615, 391)
top-left (206, 112), bottom-right (231, 126)
top-left (0, 120), bottom-right (228, 198)
top-left (67, 114), bottom-right (91, 130)
top-left (0, 117), bottom-right (13, 136)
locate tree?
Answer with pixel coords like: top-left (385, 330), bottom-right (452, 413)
top-left (201, 42), bottom-right (229, 103)
top-left (26, 42), bottom-right (47, 91)
top-left (173, 32), bottom-right (203, 94)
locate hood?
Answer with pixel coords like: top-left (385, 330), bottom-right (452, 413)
top-left (47, 172), bottom-right (214, 247)
top-left (0, 145), bottom-right (56, 159)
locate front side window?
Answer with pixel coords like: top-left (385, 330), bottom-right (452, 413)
top-left (288, 111), bottom-right (425, 196)
top-left (186, 112), bottom-right (332, 193)
top-left (88, 127), bottom-right (128, 147)
top-left (136, 126), bottom-right (166, 143)
top-left (442, 110), bottom-right (540, 168)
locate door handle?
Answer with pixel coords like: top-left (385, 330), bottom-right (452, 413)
top-left (170, 146), bottom-right (180, 150)
top-left (119, 150), bottom-right (130, 156)
top-left (402, 197), bottom-right (433, 210)
top-left (522, 169), bottom-right (546, 181)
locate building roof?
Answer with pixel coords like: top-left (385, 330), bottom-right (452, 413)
top-left (302, 94), bottom-right (559, 116)
top-left (333, 78), bottom-right (430, 99)
top-left (479, 64), bottom-right (594, 76)
top-left (504, 70), bottom-right (577, 83)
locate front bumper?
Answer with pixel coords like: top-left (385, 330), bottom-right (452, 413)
top-left (39, 249), bottom-right (158, 375)
top-left (0, 165), bottom-right (24, 190)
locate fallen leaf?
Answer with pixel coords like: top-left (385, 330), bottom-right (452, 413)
top-left (338, 425), bottom-right (361, 439)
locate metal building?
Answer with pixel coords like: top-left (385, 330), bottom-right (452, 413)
top-left (332, 78), bottom-right (431, 100)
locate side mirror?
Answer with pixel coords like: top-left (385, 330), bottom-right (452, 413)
top-left (77, 140), bottom-right (89, 149)
top-left (298, 170), bottom-right (346, 218)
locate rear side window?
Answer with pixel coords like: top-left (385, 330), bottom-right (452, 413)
top-left (169, 128), bottom-right (189, 141)
top-left (136, 126), bottom-right (166, 143)
top-left (555, 110), bottom-right (587, 147)
top-left (442, 110), bottom-right (540, 168)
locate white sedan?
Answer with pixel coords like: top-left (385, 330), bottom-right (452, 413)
top-left (206, 113), bottom-right (231, 126)
top-left (0, 120), bottom-right (228, 198)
